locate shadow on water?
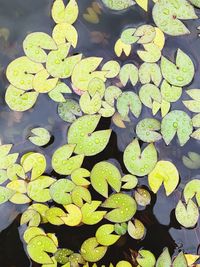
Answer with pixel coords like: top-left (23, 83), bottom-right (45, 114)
top-left (0, 0), bottom-right (200, 266)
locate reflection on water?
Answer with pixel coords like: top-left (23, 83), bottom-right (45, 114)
top-left (0, 0), bottom-right (199, 266)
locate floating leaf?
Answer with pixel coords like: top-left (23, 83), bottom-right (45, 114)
top-left (0, 170), bottom-right (8, 184)
top-left (175, 199), bottom-right (199, 228)
top-left (161, 110), bottom-right (193, 146)
top-left (153, 0), bottom-right (197, 36)
top-left (45, 207), bottom-right (66, 225)
top-left (80, 92), bottom-right (102, 114)
top-left (58, 99), bottom-right (82, 123)
top-left (7, 164), bottom-right (25, 180)
top-left (0, 144), bottom-right (18, 170)
top-left (52, 0), bottom-right (79, 24)
top-left (96, 224), bottom-right (120, 246)
top-left (46, 43), bottom-right (82, 79)
top-left (102, 193), bottom-right (137, 223)
top-left (183, 89), bottom-right (200, 113)
top-left (161, 80), bottom-right (182, 103)
top-left (80, 237), bottom-right (107, 262)
top-left (121, 174), bottom-right (138, 190)
top-left (71, 57), bottom-right (106, 91)
top-left (136, 250), bottom-right (156, 267)
top-left (23, 32), bottom-right (57, 63)
top-left (20, 209), bottom-right (41, 226)
top-left (135, 0), bottom-right (148, 11)
top-left (52, 23), bottom-right (78, 47)
top-left (139, 63), bottom-right (162, 86)
top-left (6, 56), bottom-right (43, 90)
top-left (23, 226), bottom-right (45, 243)
top-left (22, 153), bottom-right (46, 180)
top-left (52, 144), bottom-right (84, 175)
top-left (29, 203), bottom-right (49, 223)
top-left (27, 235), bottom-right (57, 264)
top-left (90, 161), bottom-right (121, 198)
top-left (124, 139), bottom-right (157, 177)
top-left (102, 60), bottom-right (120, 78)
top-left (48, 82), bottom-right (71, 103)
top-left (137, 43), bottom-right (161, 63)
top-left (153, 27), bottom-right (165, 50)
top-left (67, 115), bottom-right (111, 156)
top-left (50, 179), bottom-right (75, 205)
top-left (134, 25), bottom-right (155, 44)
top-left (116, 261), bottom-right (132, 267)
top-left (102, 0), bottom-right (134, 10)
top-left (182, 152), bottom-right (200, 169)
top-left (27, 176), bottom-right (56, 202)
top-left (119, 64), bottom-right (138, 86)
top-left (121, 28), bottom-right (138, 45)
top-left (114, 223), bottom-right (127, 236)
top-left (0, 186), bottom-right (14, 204)
top-left (5, 85), bottom-right (38, 112)
top-left (185, 254), bottom-right (200, 266)
top-left (62, 204), bottom-right (82, 226)
top-left (29, 127), bottom-right (51, 147)
top-left (112, 112), bottom-right (126, 128)
top-left (99, 102), bottom-right (115, 119)
top-left (161, 49), bottom-right (195, 87)
top-left (71, 186), bottom-right (91, 207)
top-left (139, 84), bottom-right (161, 109)
top-left (88, 78), bottom-right (106, 98)
top-left (55, 248), bottom-right (73, 264)
top-left (183, 179), bottom-right (200, 206)
top-left (104, 86), bottom-right (122, 107)
top-left (156, 248), bottom-right (171, 267)
top-left (81, 201), bottom-right (106, 225)
top-left (148, 161), bottom-right (179, 196)
top-left (116, 92), bottom-right (142, 120)
top-left (173, 252), bottom-right (188, 267)
top-left (152, 99), bottom-right (171, 118)
top-left (42, 257), bottom-right (57, 267)
top-left (135, 188), bottom-right (151, 206)
top-left (127, 219), bottom-right (145, 240)
top-left (114, 39), bottom-right (131, 57)
top-left (71, 168), bottom-right (90, 186)
top-left (136, 118), bottom-right (161, 143)
top-left (33, 69), bottom-right (58, 93)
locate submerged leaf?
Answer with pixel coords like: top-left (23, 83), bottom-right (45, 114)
top-left (102, 0), bottom-right (134, 10)
top-left (182, 152), bottom-right (200, 169)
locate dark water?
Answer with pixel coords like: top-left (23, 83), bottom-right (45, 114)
top-left (0, 0), bottom-right (200, 266)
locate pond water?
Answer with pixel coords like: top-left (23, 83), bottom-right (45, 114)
top-left (0, 0), bottom-right (199, 266)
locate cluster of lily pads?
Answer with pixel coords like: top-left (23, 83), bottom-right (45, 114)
top-left (1, 0), bottom-right (200, 266)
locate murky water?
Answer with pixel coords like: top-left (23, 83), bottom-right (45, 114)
top-left (0, 0), bottom-right (200, 266)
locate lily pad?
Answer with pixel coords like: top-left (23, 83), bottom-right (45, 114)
top-left (139, 84), bottom-right (161, 109)
top-left (50, 179), bottom-right (75, 205)
top-left (45, 207), bottom-right (66, 225)
top-left (90, 161), bottom-right (121, 198)
top-left (48, 82), bottom-right (71, 103)
top-left (95, 224), bottom-right (120, 246)
top-left (121, 174), bottom-right (138, 190)
top-left (67, 115), bottom-right (111, 156)
top-left (79, 92), bottom-right (102, 115)
top-left (114, 38), bottom-right (131, 57)
top-left (119, 64), bottom-right (138, 86)
top-left (23, 226), bottom-right (45, 243)
top-left (52, 0), bottom-right (79, 24)
top-left (135, 188), bottom-right (151, 206)
top-left (121, 28), bottom-right (138, 45)
top-left (0, 186), bottom-right (14, 204)
top-left (104, 86), bottom-right (122, 107)
top-left (102, 0), bottom-right (134, 11)
top-left (139, 63), bottom-right (162, 86)
top-left (136, 250), bottom-right (156, 267)
top-left (156, 248), bottom-right (171, 267)
top-left (71, 186), bottom-right (91, 207)
top-left (58, 99), bottom-right (82, 123)
top-left (127, 219), bottom-right (146, 240)
top-left (136, 118), bottom-right (162, 143)
top-left (33, 69), bottom-right (58, 93)
top-left (29, 127), bottom-right (51, 147)
top-left (20, 209), bottom-right (41, 226)
top-left (62, 204), bottom-right (82, 226)
top-left (137, 43), bottom-right (161, 63)
top-left (52, 23), bottom-right (78, 47)
top-left (134, 25), bottom-right (155, 44)
top-left (71, 168), bottom-right (90, 187)
top-left (81, 201), bottom-right (106, 225)
top-left (183, 179), bottom-right (200, 206)
top-left (102, 60), bottom-right (120, 78)
top-left (123, 139), bottom-right (157, 176)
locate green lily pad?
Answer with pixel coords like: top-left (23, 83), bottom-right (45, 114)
top-left (79, 92), bottom-right (102, 114)
top-left (102, 60), bottom-right (120, 78)
top-left (27, 235), bottom-right (57, 264)
top-left (80, 237), bottom-right (107, 262)
top-left (183, 179), bottom-right (200, 206)
top-left (0, 170), bottom-right (8, 184)
top-left (52, 144), bottom-right (84, 175)
top-left (45, 207), bottom-right (66, 225)
top-left (55, 248), bottom-right (73, 264)
top-left (116, 261), bottom-right (132, 267)
top-left (119, 64), bottom-right (138, 86)
top-left (127, 219), bottom-right (146, 240)
top-left (175, 199), bottom-right (199, 228)
top-left (99, 101), bottom-right (115, 118)
top-left (71, 57), bottom-right (106, 91)
top-left (121, 174), bottom-right (138, 190)
top-left (101, 193), bottom-right (137, 223)
top-left (58, 99), bottom-right (82, 123)
top-left (161, 110), bottom-right (193, 146)
top-left (136, 250), bottom-right (156, 267)
top-left (102, 0), bottom-right (134, 10)
top-left (23, 226), bottom-right (45, 243)
top-left (121, 28), bottom-right (138, 45)
top-left (161, 49), bottom-right (195, 87)
top-left (22, 152), bottom-right (46, 180)
top-left (173, 252), bottom-right (188, 267)
top-left (137, 43), bottom-right (161, 63)
top-left (88, 78), bottom-right (106, 98)
top-left (134, 25), bottom-right (156, 44)
top-left (90, 161), bottom-right (121, 198)
top-left (52, 23), bottom-right (78, 47)
top-left (5, 85), bottom-right (39, 112)
top-left (20, 209), bottom-right (41, 227)
top-left (96, 224), bottom-right (120, 246)
top-left (104, 86), bottom-right (122, 107)
top-left (148, 161), bottom-right (179, 196)
top-left (0, 186), bottom-right (14, 204)
top-left (153, 0), bottom-right (197, 36)
top-left (67, 114), bottom-right (111, 156)
top-left (52, 0), bottom-right (79, 24)
top-left (81, 201), bottom-right (106, 225)
top-left (0, 144), bottom-right (18, 170)
top-left (123, 139), bottom-right (157, 177)
top-left (50, 179), bottom-right (75, 205)
top-left (139, 63), bottom-right (162, 86)
top-left (71, 186), bottom-right (91, 207)
top-left (48, 82), bottom-right (72, 103)
top-left (27, 175), bottom-right (56, 202)
top-left (29, 203), bottom-right (49, 223)
top-left (183, 89), bottom-right (200, 113)
top-left (61, 204), bottom-right (82, 226)
top-left (156, 248), bottom-right (171, 267)
top-left (46, 43), bottom-right (82, 79)
top-left (135, 188), bottom-right (151, 206)
top-left (6, 56), bottom-right (43, 90)
top-left (23, 32), bottom-right (57, 63)
top-left (161, 80), bottom-right (182, 102)
top-left (116, 92), bottom-right (142, 120)
top-left (114, 222), bottom-right (127, 236)
top-left (182, 152), bottom-right (200, 169)
top-left (33, 69), bottom-right (58, 93)
top-left (136, 118), bottom-right (161, 143)
top-left (139, 83), bottom-right (161, 109)
top-left (7, 164), bottom-right (25, 180)
top-left (71, 168), bottom-right (90, 186)
top-left (29, 127), bottom-right (51, 147)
